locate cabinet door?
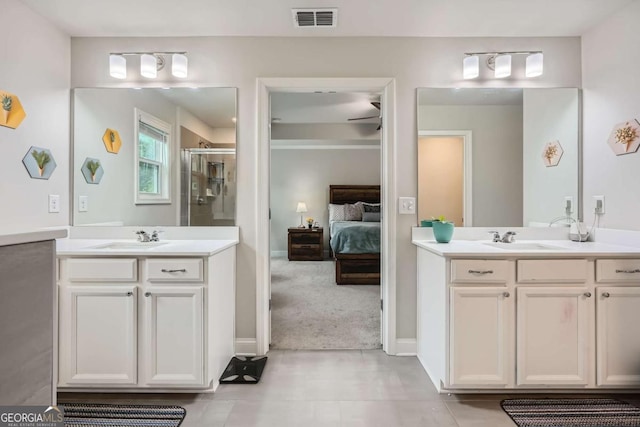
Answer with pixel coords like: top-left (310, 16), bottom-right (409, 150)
top-left (143, 286), bottom-right (204, 386)
top-left (62, 286), bottom-right (137, 385)
top-left (517, 287), bottom-right (590, 386)
top-left (596, 286), bottom-right (640, 386)
top-left (449, 287), bottom-right (512, 387)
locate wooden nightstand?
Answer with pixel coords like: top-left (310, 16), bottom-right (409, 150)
top-left (288, 227), bottom-right (324, 261)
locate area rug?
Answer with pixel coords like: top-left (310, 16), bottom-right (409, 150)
top-left (501, 398), bottom-right (640, 427)
top-left (60, 403), bottom-right (186, 427)
top-left (270, 257), bottom-right (380, 349)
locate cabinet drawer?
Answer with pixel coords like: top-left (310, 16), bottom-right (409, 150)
top-left (290, 233), bottom-right (321, 244)
top-left (66, 258), bottom-right (137, 282)
top-left (517, 259), bottom-right (587, 283)
top-left (596, 259), bottom-right (640, 283)
top-left (450, 260), bottom-right (508, 283)
top-left (146, 258), bottom-right (204, 282)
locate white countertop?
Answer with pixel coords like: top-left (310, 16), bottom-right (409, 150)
top-left (56, 238), bottom-right (238, 257)
top-left (412, 239), bottom-right (640, 257)
top-left (0, 229), bottom-right (68, 247)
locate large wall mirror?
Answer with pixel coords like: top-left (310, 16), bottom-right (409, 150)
top-left (73, 87), bottom-right (237, 226)
top-left (417, 88), bottom-right (580, 227)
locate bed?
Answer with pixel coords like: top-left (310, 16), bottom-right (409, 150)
top-left (329, 185), bottom-right (381, 285)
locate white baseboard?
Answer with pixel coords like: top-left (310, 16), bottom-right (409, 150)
top-left (235, 338), bottom-right (258, 356)
top-left (395, 338), bottom-right (417, 356)
top-left (270, 251), bottom-right (287, 258)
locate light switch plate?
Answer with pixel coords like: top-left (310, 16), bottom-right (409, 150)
top-left (398, 197), bottom-right (416, 214)
top-left (48, 195), bottom-right (60, 213)
top-left (79, 195), bottom-right (89, 212)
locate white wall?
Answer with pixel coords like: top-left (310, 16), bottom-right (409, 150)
top-left (523, 88), bottom-right (580, 225)
top-left (418, 105), bottom-right (524, 226)
top-left (270, 148), bottom-right (381, 253)
top-left (0, 1), bottom-right (70, 230)
top-left (73, 89), bottom-right (178, 226)
top-left (583, 2), bottom-right (640, 230)
top-left (70, 36), bottom-right (581, 344)
top-left (178, 107), bottom-right (235, 145)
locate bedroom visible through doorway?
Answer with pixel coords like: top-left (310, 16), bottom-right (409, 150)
top-left (269, 91), bottom-right (382, 350)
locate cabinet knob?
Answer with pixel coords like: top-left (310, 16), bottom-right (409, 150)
top-left (583, 292), bottom-right (592, 298)
top-left (126, 291), bottom-right (133, 296)
top-left (502, 292), bottom-right (510, 298)
top-left (144, 292), bottom-right (152, 297)
top-left (602, 292), bottom-right (610, 298)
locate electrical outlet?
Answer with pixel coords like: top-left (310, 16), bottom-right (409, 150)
top-left (564, 196), bottom-right (574, 215)
top-left (48, 195), bottom-right (60, 213)
top-left (79, 195), bottom-right (89, 212)
top-left (399, 197), bottom-right (416, 214)
top-left (593, 195), bottom-right (605, 214)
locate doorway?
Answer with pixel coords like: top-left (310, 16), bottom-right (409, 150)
top-left (417, 130), bottom-right (473, 227)
top-left (256, 78), bottom-right (397, 356)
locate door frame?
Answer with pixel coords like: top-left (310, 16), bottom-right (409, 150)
top-left (418, 130), bottom-right (473, 227)
top-left (256, 77), bottom-right (397, 355)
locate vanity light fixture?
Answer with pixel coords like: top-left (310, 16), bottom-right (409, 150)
top-left (463, 51), bottom-right (543, 79)
top-left (109, 51), bottom-right (189, 79)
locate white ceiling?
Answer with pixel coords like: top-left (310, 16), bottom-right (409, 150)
top-left (272, 92), bottom-right (380, 124)
top-left (22, 0), bottom-right (633, 37)
top-left (153, 87), bottom-right (236, 128)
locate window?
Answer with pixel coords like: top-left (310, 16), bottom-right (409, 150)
top-left (135, 109), bottom-right (172, 204)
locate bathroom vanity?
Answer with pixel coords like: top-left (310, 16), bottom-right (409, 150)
top-left (413, 230), bottom-right (640, 393)
top-left (56, 229), bottom-right (238, 392)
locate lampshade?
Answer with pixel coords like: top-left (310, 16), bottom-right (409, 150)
top-left (463, 55), bottom-right (479, 80)
top-left (140, 54), bottom-right (158, 78)
top-left (172, 53), bottom-right (188, 78)
top-left (525, 52), bottom-right (544, 77)
top-left (296, 202), bottom-right (308, 213)
top-left (494, 54), bottom-right (511, 78)
top-left (109, 54), bottom-right (127, 79)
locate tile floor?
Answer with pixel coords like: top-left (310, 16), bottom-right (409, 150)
top-left (58, 349), bottom-right (640, 426)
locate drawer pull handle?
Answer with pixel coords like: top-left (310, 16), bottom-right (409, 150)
top-left (161, 269), bottom-right (187, 273)
top-left (126, 291), bottom-right (133, 296)
top-left (583, 292), bottom-right (592, 298)
top-left (144, 292), bottom-right (152, 297)
top-left (602, 292), bottom-right (610, 298)
top-left (502, 292), bottom-right (510, 298)
top-left (468, 270), bottom-right (494, 275)
top-left (615, 269), bottom-right (640, 274)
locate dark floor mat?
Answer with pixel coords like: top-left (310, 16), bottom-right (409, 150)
top-left (219, 356), bottom-right (268, 384)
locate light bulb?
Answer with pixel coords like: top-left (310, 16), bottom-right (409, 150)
top-left (109, 54), bottom-right (126, 79)
top-left (172, 53), bottom-right (188, 78)
top-left (140, 54), bottom-right (157, 78)
top-left (494, 54), bottom-right (511, 78)
top-left (463, 55), bottom-right (479, 80)
top-left (526, 52), bottom-right (544, 77)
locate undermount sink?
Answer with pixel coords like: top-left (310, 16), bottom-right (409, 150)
top-left (482, 242), bottom-right (564, 251)
top-left (90, 241), bottom-right (169, 250)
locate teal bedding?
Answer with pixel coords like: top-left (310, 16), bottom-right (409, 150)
top-left (330, 221), bottom-right (381, 254)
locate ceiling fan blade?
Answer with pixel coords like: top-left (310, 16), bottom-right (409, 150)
top-left (371, 101), bottom-right (381, 110)
top-left (348, 115), bottom-right (380, 121)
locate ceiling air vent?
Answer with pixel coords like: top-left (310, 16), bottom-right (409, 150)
top-left (292, 8), bottom-right (338, 28)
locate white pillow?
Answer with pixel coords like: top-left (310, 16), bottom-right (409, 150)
top-left (328, 204), bottom-right (347, 221)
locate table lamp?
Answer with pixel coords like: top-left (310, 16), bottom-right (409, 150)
top-left (296, 202), bottom-right (307, 228)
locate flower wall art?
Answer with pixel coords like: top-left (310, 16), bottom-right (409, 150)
top-left (542, 140), bottom-right (563, 167)
top-left (608, 119), bottom-right (640, 156)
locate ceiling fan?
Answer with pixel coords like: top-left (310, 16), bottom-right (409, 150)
top-left (348, 101), bottom-right (382, 130)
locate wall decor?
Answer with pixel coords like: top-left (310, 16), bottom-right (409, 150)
top-left (0, 90), bottom-right (26, 129)
top-left (102, 128), bottom-right (122, 154)
top-left (22, 146), bottom-right (57, 179)
top-left (608, 119), bottom-right (640, 156)
top-left (81, 157), bottom-right (104, 184)
top-left (542, 140), bottom-right (563, 167)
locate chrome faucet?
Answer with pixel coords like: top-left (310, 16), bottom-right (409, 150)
top-left (488, 230), bottom-right (517, 243)
top-left (136, 230), bottom-right (151, 242)
top-left (150, 230), bottom-right (162, 242)
top-left (501, 231), bottom-right (517, 243)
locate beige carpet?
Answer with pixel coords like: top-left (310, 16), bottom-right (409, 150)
top-left (270, 257), bottom-right (381, 350)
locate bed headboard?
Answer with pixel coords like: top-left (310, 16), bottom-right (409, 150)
top-left (329, 185), bottom-right (380, 205)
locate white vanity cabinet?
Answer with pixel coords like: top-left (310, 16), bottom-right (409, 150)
top-left (57, 247), bottom-right (235, 392)
top-left (595, 259), bottom-right (640, 387)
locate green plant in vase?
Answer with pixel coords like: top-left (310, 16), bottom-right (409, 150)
top-left (31, 149), bottom-right (51, 176)
top-left (1, 94), bottom-right (12, 124)
top-left (432, 215), bottom-right (455, 243)
top-left (86, 160), bottom-right (101, 182)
